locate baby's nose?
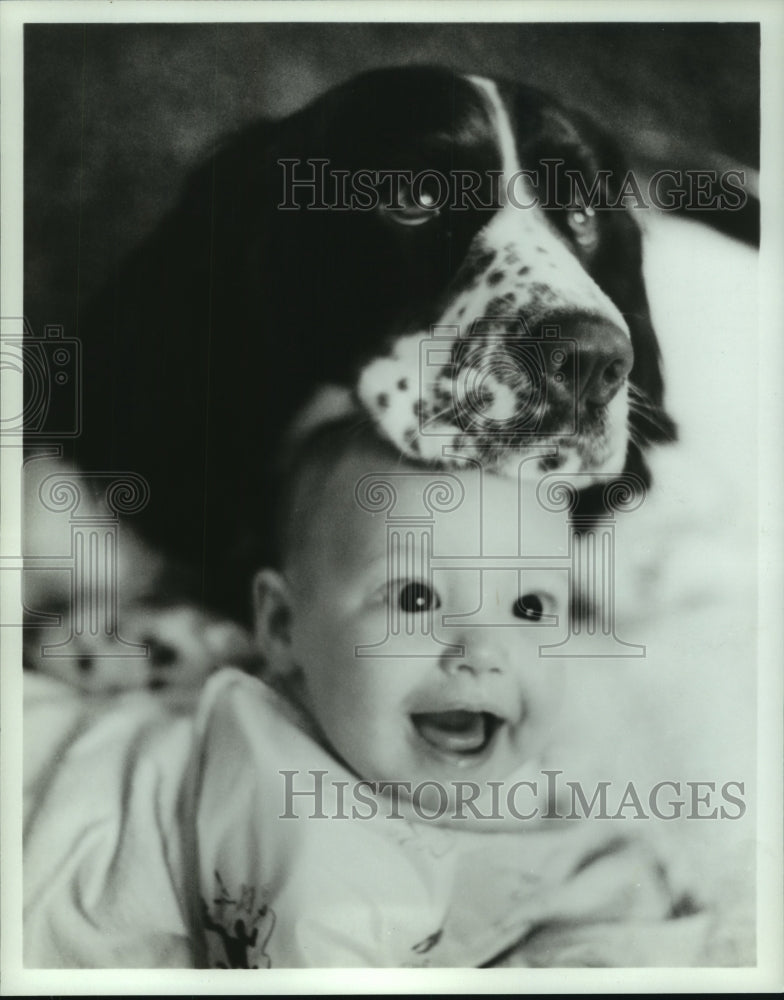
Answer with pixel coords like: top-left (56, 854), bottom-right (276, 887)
top-left (438, 633), bottom-right (506, 677)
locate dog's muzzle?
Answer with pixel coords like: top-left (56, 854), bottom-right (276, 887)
top-left (356, 203), bottom-right (634, 478)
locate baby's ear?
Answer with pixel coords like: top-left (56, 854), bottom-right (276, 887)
top-left (252, 569), bottom-right (296, 676)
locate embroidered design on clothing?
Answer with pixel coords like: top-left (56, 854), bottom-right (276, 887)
top-left (412, 928), bottom-right (443, 954)
top-left (201, 870), bottom-right (276, 968)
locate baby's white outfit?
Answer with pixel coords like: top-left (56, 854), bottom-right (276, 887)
top-left (23, 668), bottom-right (746, 968)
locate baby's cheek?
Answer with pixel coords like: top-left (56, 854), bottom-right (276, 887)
top-left (519, 647), bottom-right (566, 705)
top-left (542, 657), bottom-right (567, 702)
top-left (514, 656), bottom-right (568, 755)
top-left (318, 689), bottom-right (389, 781)
top-left (340, 609), bottom-right (397, 663)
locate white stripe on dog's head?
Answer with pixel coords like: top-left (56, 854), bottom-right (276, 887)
top-left (466, 75), bottom-right (522, 198)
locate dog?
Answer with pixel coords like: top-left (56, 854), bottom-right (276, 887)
top-left (26, 65), bottom-right (676, 684)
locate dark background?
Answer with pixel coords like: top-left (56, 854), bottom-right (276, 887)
top-left (24, 21), bottom-right (759, 339)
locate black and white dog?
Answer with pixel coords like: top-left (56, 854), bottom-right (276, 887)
top-left (30, 66), bottom-right (676, 677)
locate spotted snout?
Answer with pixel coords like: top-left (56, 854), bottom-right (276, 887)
top-left (357, 204), bottom-right (634, 478)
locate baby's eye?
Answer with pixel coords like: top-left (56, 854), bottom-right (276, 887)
top-left (512, 593), bottom-right (545, 622)
top-left (397, 581), bottom-right (441, 613)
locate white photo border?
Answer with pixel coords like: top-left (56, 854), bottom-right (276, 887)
top-left (2, 1), bottom-right (782, 994)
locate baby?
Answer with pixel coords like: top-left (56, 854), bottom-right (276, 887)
top-left (23, 421), bottom-right (752, 969)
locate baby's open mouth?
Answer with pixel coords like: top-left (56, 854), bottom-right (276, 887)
top-left (410, 709), bottom-right (503, 756)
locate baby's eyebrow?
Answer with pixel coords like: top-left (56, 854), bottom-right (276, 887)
top-left (355, 552), bottom-right (401, 579)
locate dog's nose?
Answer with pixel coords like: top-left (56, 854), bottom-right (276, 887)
top-left (572, 319), bottom-right (634, 406)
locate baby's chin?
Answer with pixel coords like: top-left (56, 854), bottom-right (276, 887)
top-left (364, 739), bottom-right (557, 831)
top-left (324, 711), bottom-right (562, 829)
top-left (369, 758), bottom-right (557, 832)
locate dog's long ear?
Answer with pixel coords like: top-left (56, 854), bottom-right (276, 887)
top-left (506, 87), bottom-right (677, 513)
top-left (565, 109), bottom-right (678, 456)
top-left (67, 118), bottom-right (290, 610)
top-left (70, 116), bottom-right (284, 475)
top-left (592, 203), bottom-right (678, 458)
top-left (507, 85), bottom-right (677, 470)
top-left (538, 101), bottom-right (677, 494)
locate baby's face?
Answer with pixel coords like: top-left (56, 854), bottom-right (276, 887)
top-left (278, 449), bottom-right (569, 796)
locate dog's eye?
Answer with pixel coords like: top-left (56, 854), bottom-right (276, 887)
top-left (381, 178), bottom-right (442, 227)
top-left (396, 581), bottom-right (441, 613)
top-left (512, 593), bottom-right (545, 622)
top-left (566, 204), bottom-right (598, 250)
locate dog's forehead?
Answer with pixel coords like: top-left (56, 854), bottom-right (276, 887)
top-left (316, 67), bottom-right (503, 163)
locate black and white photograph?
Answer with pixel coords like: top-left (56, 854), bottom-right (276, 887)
top-left (1, 0), bottom-right (782, 993)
